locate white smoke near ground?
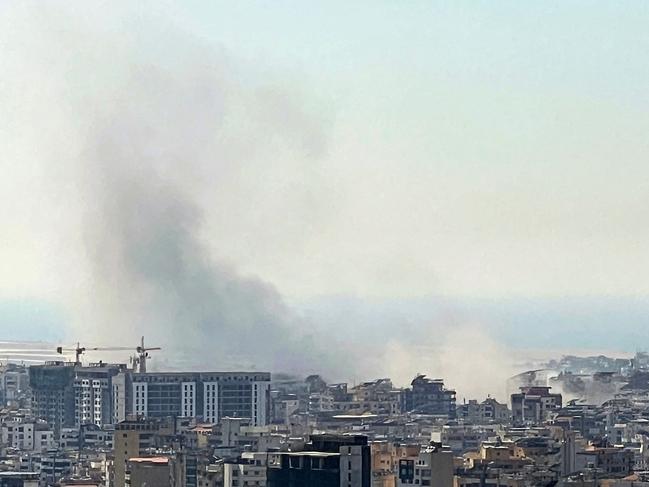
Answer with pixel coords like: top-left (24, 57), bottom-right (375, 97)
top-left (299, 298), bottom-right (523, 400)
top-left (376, 324), bottom-right (518, 402)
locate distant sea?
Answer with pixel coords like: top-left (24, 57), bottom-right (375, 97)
top-left (0, 340), bottom-right (70, 364)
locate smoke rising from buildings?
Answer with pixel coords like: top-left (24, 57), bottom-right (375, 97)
top-left (1, 3), bottom-right (343, 374)
top-left (368, 324), bottom-right (517, 402)
top-left (1, 2), bottom-right (522, 397)
top-left (79, 39), bottom-right (344, 374)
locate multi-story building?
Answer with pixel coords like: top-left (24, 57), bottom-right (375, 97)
top-left (342, 379), bottom-right (403, 416)
top-left (74, 363), bottom-right (127, 428)
top-left (113, 419), bottom-right (162, 487)
top-left (120, 372), bottom-right (271, 426)
top-left (223, 452), bottom-right (268, 487)
top-left (455, 440), bottom-right (536, 486)
top-left (209, 417), bottom-right (285, 455)
top-left (480, 397), bottom-right (511, 422)
top-left (457, 397), bottom-right (511, 423)
top-left (576, 446), bottom-right (634, 477)
top-left (438, 424), bottom-right (493, 454)
top-left (270, 393), bottom-right (299, 425)
top-left (59, 424), bottom-right (113, 450)
top-left (29, 362), bottom-right (76, 436)
top-left (112, 369), bottom-right (132, 425)
top-left (0, 472), bottom-right (39, 487)
top-left (126, 456), bottom-right (174, 487)
top-left (371, 441), bottom-right (421, 487)
top-left (1, 419), bottom-right (55, 451)
top-left (33, 364), bottom-right (271, 433)
top-left (30, 361), bottom-right (129, 434)
top-left (309, 392), bottom-right (335, 412)
top-left (511, 386), bottom-right (562, 425)
top-left (408, 376), bottom-right (456, 418)
top-left (0, 364), bottom-right (29, 407)
top-left (39, 451), bottom-right (74, 485)
top-left (267, 434), bottom-right (371, 487)
top-left (397, 442), bottom-right (453, 487)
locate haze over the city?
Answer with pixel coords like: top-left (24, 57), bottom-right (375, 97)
top-left (2, 1), bottom-right (649, 398)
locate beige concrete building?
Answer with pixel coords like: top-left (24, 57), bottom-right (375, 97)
top-left (113, 420), bottom-right (160, 487)
top-left (126, 456), bottom-right (173, 487)
top-left (397, 443), bottom-right (453, 487)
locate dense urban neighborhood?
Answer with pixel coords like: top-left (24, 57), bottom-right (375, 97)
top-left (4, 1), bottom-right (649, 486)
top-left (3, 349), bottom-right (649, 486)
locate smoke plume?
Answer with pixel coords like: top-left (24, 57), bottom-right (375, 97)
top-left (81, 70), bottom-right (323, 372)
top-left (1, 2), bottom-right (521, 396)
top-left (0, 2), bottom-right (340, 374)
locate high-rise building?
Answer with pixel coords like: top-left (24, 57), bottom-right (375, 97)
top-left (30, 361), bottom-right (128, 434)
top-left (32, 364), bottom-right (272, 438)
top-left (74, 363), bottom-right (128, 428)
top-left (112, 369), bottom-right (132, 425)
top-left (28, 362), bottom-right (76, 436)
top-left (118, 372), bottom-right (271, 426)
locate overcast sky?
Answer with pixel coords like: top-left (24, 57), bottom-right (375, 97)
top-left (174, 1), bottom-right (649, 300)
top-left (2, 2), bottom-right (649, 364)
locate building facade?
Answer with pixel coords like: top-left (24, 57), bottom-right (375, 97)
top-left (28, 362), bottom-right (76, 436)
top-left (511, 386), bottom-right (562, 425)
top-left (122, 372), bottom-right (271, 426)
top-left (223, 452), bottom-right (268, 487)
top-left (397, 443), bottom-right (453, 487)
top-left (113, 419), bottom-right (162, 487)
top-left (408, 375), bottom-right (456, 418)
top-left (267, 434), bottom-right (371, 487)
top-left (457, 397), bottom-right (511, 423)
top-left (74, 363), bottom-right (127, 428)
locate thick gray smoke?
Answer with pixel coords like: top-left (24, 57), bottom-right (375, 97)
top-left (81, 69), bottom-right (315, 372)
top-left (0, 2), bottom-right (341, 374)
top-left (1, 2), bottom-right (521, 395)
top-left (81, 44), bottom-right (340, 373)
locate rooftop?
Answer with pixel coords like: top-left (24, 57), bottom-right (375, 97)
top-left (129, 456), bottom-right (170, 464)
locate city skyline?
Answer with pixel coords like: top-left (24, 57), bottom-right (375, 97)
top-left (2, 3), bottom-right (649, 486)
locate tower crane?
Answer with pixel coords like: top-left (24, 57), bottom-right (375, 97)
top-left (56, 342), bottom-right (132, 364)
top-left (56, 336), bottom-right (161, 371)
top-left (132, 336), bottom-right (161, 373)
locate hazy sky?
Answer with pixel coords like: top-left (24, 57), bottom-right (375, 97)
top-left (2, 1), bottom-right (649, 367)
top-left (195, 1), bottom-right (649, 300)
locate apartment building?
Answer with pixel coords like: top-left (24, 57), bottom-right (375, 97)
top-left (121, 371), bottom-right (271, 426)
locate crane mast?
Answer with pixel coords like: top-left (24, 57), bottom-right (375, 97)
top-left (134, 336), bottom-right (161, 373)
